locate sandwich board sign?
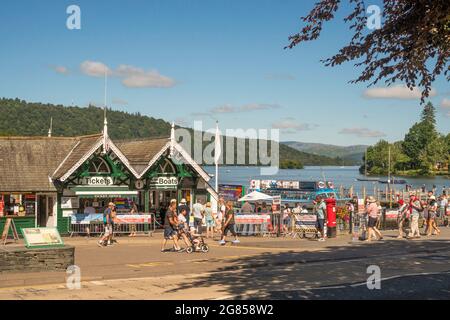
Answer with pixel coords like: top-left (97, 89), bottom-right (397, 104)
top-left (1, 218), bottom-right (19, 245)
top-left (21, 227), bottom-right (64, 248)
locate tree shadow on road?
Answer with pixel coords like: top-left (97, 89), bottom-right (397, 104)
top-left (165, 238), bottom-right (450, 299)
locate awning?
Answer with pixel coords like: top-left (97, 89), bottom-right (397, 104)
top-left (74, 190), bottom-right (138, 198)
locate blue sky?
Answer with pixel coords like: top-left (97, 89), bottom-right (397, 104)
top-left (0, 0), bottom-right (448, 146)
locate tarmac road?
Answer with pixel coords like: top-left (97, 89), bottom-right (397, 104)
top-left (0, 229), bottom-right (449, 299)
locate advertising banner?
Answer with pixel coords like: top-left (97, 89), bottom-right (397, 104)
top-left (219, 184), bottom-right (243, 202)
top-left (295, 214), bottom-right (317, 226)
top-left (235, 214), bottom-right (271, 225)
top-left (70, 213), bottom-right (153, 224)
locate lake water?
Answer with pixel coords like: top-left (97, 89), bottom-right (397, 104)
top-left (204, 166), bottom-right (450, 196)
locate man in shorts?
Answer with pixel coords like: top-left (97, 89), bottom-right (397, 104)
top-left (161, 199), bottom-right (182, 252)
top-left (98, 202), bottom-right (114, 247)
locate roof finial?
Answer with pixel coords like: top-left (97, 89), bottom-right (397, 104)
top-left (102, 71), bottom-right (109, 154)
top-left (170, 122), bottom-right (175, 157)
top-left (48, 117), bottom-right (53, 138)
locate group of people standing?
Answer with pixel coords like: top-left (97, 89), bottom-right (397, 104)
top-left (396, 191), bottom-right (447, 239)
top-left (161, 197), bottom-right (240, 252)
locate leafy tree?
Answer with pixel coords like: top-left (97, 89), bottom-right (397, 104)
top-left (287, 0), bottom-right (450, 101)
top-left (421, 102), bottom-right (436, 125)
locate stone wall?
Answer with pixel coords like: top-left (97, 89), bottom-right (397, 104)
top-left (0, 246), bottom-right (74, 273)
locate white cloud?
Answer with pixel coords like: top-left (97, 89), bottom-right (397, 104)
top-left (211, 105), bottom-right (237, 113)
top-left (241, 103), bottom-right (281, 111)
top-left (80, 60), bottom-right (111, 77)
top-left (339, 128), bottom-right (386, 138)
top-left (210, 103), bottom-right (281, 114)
top-left (117, 64), bottom-right (175, 88)
top-left (363, 85), bottom-right (437, 100)
top-left (441, 98), bottom-right (450, 109)
top-left (272, 119), bottom-right (317, 132)
top-left (79, 61), bottom-right (175, 88)
top-left (51, 65), bottom-right (69, 75)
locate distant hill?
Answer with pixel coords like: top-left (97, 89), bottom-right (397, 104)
top-left (0, 98), bottom-right (342, 168)
top-left (283, 141), bottom-right (367, 165)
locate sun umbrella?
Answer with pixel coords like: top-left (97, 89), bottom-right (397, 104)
top-left (238, 191), bottom-right (273, 202)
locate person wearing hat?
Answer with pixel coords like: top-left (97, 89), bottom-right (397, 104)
top-left (365, 196), bottom-right (383, 242)
top-left (397, 199), bottom-right (409, 239)
top-left (426, 194), bottom-right (440, 236)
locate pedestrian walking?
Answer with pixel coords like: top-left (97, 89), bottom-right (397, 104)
top-left (215, 198), bottom-right (226, 233)
top-left (128, 201), bottom-right (138, 237)
top-left (426, 195), bottom-right (440, 236)
top-left (98, 202), bottom-right (114, 247)
top-left (192, 199), bottom-right (204, 234)
top-left (365, 196), bottom-right (383, 242)
top-left (219, 201), bottom-right (240, 245)
top-left (282, 204), bottom-right (291, 234)
top-left (204, 202), bottom-right (215, 238)
top-left (407, 194), bottom-right (422, 239)
top-left (314, 196), bottom-right (326, 241)
top-left (396, 199), bottom-right (409, 238)
top-left (161, 199), bottom-right (182, 252)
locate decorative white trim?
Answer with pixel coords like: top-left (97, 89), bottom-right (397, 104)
top-left (51, 140), bottom-right (81, 178)
top-left (206, 184), bottom-right (218, 201)
top-left (60, 138), bottom-right (103, 182)
top-left (173, 142), bottom-right (211, 182)
top-left (107, 139), bottom-right (140, 178)
top-left (136, 141), bottom-right (171, 179)
top-left (60, 136), bottom-right (140, 182)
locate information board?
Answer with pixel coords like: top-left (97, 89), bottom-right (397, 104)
top-left (21, 227), bottom-right (64, 248)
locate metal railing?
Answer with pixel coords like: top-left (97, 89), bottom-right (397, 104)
top-left (69, 213), bottom-right (156, 237)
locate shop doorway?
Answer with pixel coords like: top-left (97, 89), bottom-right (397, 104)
top-left (37, 195), bottom-right (56, 227)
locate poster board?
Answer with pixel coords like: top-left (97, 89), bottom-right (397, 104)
top-left (61, 197), bottom-right (79, 209)
top-left (21, 227), bottom-right (64, 248)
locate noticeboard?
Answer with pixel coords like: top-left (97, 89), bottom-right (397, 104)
top-left (21, 227), bottom-right (64, 248)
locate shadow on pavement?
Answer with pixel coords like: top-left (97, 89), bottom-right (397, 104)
top-left (166, 238), bottom-right (450, 299)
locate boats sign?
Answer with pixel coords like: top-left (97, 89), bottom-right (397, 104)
top-left (150, 176), bottom-right (178, 189)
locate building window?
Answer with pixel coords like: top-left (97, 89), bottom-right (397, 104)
top-left (89, 157), bottom-right (111, 174)
top-left (159, 159), bottom-right (176, 174)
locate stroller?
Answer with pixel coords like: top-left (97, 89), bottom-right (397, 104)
top-left (181, 227), bottom-right (209, 254)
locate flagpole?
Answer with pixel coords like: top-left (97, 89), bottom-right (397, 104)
top-left (215, 121), bottom-right (219, 194)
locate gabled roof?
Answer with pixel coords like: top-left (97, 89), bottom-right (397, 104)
top-left (0, 136), bottom-right (83, 192)
top-left (0, 133), bottom-right (214, 193)
top-left (52, 134), bottom-right (103, 180)
top-left (115, 137), bottom-right (169, 174)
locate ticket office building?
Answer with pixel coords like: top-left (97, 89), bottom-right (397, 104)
top-left (0, 131), bottom-right (217, 235)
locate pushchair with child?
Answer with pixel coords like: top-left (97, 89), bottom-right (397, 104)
top-left (179, 227), bottom-right (209, 254)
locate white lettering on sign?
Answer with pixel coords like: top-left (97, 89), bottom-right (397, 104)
top-left (156, 177), bottom-right (178, 186)
top-left (83, 176), bottom-right (114, 186)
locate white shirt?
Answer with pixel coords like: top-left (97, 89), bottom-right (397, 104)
top-left (192, 203), bottom-right (204, 219)
top-left (178, 213), bottom-right (186, 224)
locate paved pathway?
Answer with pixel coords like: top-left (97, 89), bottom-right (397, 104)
top-left (1, 228), bottom-right (449, 299)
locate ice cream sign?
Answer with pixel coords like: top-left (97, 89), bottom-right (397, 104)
top-left (83, 176), bottom-right (114, 186)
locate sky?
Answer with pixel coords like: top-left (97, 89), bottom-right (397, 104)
top-left (0, 0), bottom-right (448, 146)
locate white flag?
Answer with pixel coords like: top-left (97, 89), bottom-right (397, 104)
top-left (214, 122), bottom-right (221, 165)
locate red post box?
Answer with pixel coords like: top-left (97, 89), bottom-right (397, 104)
top-left (325, 198), bottom-right (337, 238)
